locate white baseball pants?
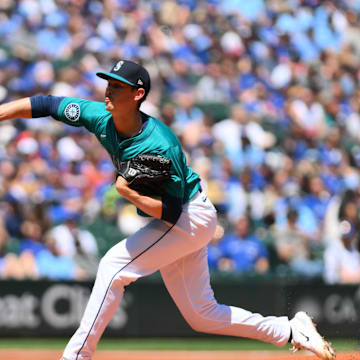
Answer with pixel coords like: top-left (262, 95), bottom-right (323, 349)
top-left (62, 190), bottom-right (291, 360)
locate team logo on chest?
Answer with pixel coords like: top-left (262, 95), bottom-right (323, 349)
top-left (64, 103), bottom-right (81, 122)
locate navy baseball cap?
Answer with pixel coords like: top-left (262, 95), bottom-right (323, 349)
top-left (96, 60), bottom-right (151, 95)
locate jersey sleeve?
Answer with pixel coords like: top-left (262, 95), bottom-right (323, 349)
top-left (57, 97), bottom-right (108, 134)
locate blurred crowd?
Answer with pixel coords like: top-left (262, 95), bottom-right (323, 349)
top-left (1, 0), bottom-right (360, 283)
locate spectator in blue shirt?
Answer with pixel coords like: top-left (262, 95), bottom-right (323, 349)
top-left (219, 216), bottom-right (269, 274)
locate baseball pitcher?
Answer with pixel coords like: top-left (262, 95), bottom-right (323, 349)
top-left (0, 60), bottom-right (335, 360)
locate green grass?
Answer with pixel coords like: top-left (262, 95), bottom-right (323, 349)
top-left (0, 337), bottom-right (358, 352)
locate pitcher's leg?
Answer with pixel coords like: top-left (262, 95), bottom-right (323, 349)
top-left (62, 219), bottom-right (174, 360)
top-left (62, 216), bottom-right (215, 360)
top-left (161, 247), bottom-right (291, 346)
top-left (62, 242), bottom-right (135, 360)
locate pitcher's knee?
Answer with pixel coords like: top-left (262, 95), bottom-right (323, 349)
top-left (186, 315), bottom-right (214, 332)
top-left (186, 318), bottom-right (207, 332)
top-left (97, 255), bottom-right (135, 288)
top-left (97, 254), bottom-right (113, 273)
top-left (184, 302), bottom-right (225, 333)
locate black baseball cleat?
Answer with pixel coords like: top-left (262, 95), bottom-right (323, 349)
top-left (289, 311), bottom-right (336, 359)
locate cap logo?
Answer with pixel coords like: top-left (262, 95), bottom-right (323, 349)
top-left (113, 60), bottom-right (124, 72)
top-left (137, 79), bottom-right (143, 86)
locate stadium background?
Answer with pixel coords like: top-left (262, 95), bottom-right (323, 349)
top-left (0, 0), bottom-right (360, 358)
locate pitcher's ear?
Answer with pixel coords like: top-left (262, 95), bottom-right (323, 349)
top-left (134, 88), bottom-right (145, 102)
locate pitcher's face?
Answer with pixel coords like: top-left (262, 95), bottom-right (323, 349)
top-left (104, 79), bottom-right (137, 112)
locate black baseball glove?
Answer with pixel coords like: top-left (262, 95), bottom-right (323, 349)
top-left (117, 153), bottom-right (172, 196)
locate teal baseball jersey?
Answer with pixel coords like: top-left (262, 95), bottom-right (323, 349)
top-left (56, 97), bottom-right (200, 208)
